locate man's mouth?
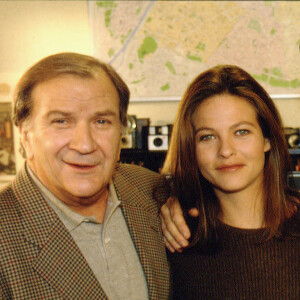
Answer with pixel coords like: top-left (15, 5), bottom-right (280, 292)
top-left (66, 162), bottom-right (97, 170)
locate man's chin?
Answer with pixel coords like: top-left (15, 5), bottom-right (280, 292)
top-left (64, 185), bottom-right (108, 202)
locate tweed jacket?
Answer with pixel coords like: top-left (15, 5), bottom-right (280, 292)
top-left (0, 163), bottom-right (170, 299)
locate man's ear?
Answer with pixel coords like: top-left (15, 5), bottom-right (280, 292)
top-left (117, 125), bottom-right (126, 161)
top-left (264, 138), bottom-right (271, 153)
top-left (117, 134), bottom-right (122, 162)
top-left (19, 125), bottom-right (34, 160)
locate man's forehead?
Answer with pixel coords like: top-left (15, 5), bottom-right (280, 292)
top-left (31, 74), bottom-right (119, 103)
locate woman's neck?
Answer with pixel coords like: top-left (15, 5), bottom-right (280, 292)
top-left (216, 188), bottom-right (265, 229)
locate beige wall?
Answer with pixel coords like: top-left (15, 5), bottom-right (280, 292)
top-left (0, 1), bottom-right (92, 170)
top-left (0, 1), bottom-right (299, 171)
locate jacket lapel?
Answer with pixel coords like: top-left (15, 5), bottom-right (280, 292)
top-left (12, 166), bottom-right (108, 299)
top-left (112, 165), bottom-right (169, 299)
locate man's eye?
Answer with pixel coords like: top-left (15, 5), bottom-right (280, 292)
top-left (96, 119), bottom-right (112, 125)
top-left (53, 119), bottom-right (68, 124)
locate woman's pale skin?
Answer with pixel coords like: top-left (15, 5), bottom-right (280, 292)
top-left (161, 94), bottom-right (271, 252)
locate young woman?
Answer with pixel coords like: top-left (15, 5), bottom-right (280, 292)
top-left (161, 65), bottom-right (300, 299)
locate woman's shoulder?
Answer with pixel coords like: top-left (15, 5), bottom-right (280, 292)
top-left (281, 207), bottom-right (300, 237)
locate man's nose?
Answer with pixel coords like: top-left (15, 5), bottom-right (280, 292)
top-left (69, 123), bottom-right (97, 153)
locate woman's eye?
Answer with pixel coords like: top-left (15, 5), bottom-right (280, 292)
top-left (199, 135), bottom-right (215, 141)
top-left (236, 129), bottom-right (249, 136)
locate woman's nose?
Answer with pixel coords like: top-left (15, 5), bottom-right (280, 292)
top-left (218, 137), bottom-right (236, 158)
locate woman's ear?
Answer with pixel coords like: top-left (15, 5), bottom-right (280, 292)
top-left (264, 138), bottom-right (271, 152)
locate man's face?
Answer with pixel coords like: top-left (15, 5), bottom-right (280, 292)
top-left (20, 73), bottom-right (122, 206)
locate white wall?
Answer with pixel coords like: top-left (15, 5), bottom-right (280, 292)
top-left (0, 1), bottom-right (299, 172)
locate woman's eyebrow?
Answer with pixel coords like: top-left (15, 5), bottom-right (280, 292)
top-left (194, 127), bottom-right (214, 134)
top-left (230, 121), bottom-right (256, 129)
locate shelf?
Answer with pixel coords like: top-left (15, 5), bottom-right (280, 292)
top-left (121, 149), bottom-right (166, 154)
top-left (289, 148), bottom-right (300, 155)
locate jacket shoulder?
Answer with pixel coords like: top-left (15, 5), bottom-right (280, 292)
top-left (115, 163), bottom-right (160, 180)
top-left (0, 184), bottom-right (18, 220)
top-left (114, 163), bottom-right (169, 204)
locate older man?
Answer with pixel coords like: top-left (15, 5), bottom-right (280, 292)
top-left (0, 53), bottom-right (170, 299)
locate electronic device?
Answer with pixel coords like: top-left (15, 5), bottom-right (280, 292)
top-left (136, 118), bottom-right (150, 150)
top-left (284, 127), bottom-right (300, 149)
top-left (121, 115), bottom-right (137, 149)
top-left (148, 125), bottom-right (172, 151)
top-left (288, 172), bottom-right (300, 190)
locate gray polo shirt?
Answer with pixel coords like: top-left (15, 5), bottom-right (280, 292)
top-left (28, 167), bottom-right (148, 300)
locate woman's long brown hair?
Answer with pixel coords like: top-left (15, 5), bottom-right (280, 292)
top-left (162, 65), bottom-right (300, 246)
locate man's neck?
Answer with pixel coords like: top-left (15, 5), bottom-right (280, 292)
top-left (65, 190), bottom-right (109, 223)
top-left (26, 163), bottom-right (109, 223)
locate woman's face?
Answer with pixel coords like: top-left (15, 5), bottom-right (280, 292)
top-left (193, 94), bottom-right (271, 198)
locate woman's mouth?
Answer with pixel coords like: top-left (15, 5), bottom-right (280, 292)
top-left (216, 164), bottom-right (244, 172)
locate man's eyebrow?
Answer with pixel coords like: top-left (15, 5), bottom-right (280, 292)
top-left (46, 111), bottom-right (72, 118)
top-left (93, 110), bottom-right (118, 117)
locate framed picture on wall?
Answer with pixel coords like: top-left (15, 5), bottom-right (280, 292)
top-left (0, 102), bottom-right (16, 186)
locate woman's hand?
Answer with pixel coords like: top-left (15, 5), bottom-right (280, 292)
top-left (160, 197), bottom-right (199, 252)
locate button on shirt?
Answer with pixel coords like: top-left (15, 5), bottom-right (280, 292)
top-left (28, 167), bottom-right (149, 300)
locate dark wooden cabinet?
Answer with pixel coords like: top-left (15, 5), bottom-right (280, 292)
top-left (120, 149), bottom-right (166, 173)
top-left (289, 148), bottom-right (300, 190)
